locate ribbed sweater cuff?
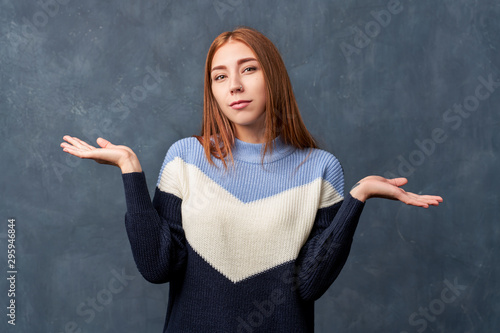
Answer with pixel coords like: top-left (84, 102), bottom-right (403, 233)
top-left (331, 192), bottom-right (366, 241)
top-left (122, 171), bottom-right (154, 213)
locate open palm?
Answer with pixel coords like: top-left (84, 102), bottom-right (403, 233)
top-left (60, 136), bottom-right (141, 173)
top-left (351, 175), bottom-right (443, 208)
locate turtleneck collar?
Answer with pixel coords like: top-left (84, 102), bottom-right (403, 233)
top-left (231, 134), bottom-right (296, 164)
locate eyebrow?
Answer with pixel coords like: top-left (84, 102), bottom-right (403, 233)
top-left (211, 57), bottom-right (258, 73)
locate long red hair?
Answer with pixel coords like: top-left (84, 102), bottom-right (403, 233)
top-left (192, 26), bottom-right (318, 170)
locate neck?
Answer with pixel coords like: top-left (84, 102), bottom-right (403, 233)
top-left (231, 134), bottom-right (296, 164)
top-left (233, 127), bottom-right (266, 144)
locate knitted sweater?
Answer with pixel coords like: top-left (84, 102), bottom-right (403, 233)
top-left (121, 134), bottom-right (365, 333)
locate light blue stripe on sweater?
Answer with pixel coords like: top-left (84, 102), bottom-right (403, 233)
top-left (157, 136), bottom-right (344, 203)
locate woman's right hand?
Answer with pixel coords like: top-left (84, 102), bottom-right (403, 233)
top-left (60, 136), bottom-right (142, 174)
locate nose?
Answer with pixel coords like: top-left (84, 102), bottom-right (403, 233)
top-left (230, 81), bottom-right (244, 94)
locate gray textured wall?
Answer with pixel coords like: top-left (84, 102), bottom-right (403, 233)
top-left (1, 0), bottom-right (499, 332)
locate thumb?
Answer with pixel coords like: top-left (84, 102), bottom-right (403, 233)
top-left (388, 177), bottom-right (408, 187)
top-left (96, 137), bottom-right (113, 148)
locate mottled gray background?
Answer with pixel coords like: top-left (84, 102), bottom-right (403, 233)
top-left (1, 0), bottom-right (499, 332)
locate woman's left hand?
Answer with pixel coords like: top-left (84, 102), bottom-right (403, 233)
top-left (349, 176), bottom-right (443, 208)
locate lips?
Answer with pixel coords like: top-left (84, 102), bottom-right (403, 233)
top-left (230, 100), bottom-right (251, 109)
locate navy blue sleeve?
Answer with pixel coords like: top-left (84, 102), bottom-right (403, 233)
top-left (122, 171), bottom-right (186, 284)
top-left (294, 155), bottom-right (365, 301)
top-left (295, 193), bottom-right (365, 301)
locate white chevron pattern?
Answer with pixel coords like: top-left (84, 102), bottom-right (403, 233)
top-left (158, 157), bottom-right (343, 283)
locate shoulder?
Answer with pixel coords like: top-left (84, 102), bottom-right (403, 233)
top-left (163, 136), bottom-right (201, 163)
top-left (160, 137), bottom-right (203, 176)
top-left (305, 147), bottom-right (345, 197)
top-left (310, 147), bottom-right (343, 173)
top-left (156, 137), bottom-right (203, 192)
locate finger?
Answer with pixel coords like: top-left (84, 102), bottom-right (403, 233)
top-left (417, 196), bottom-right (443, 204)
top-left (414, 198), bottom-right (440, 206)
top-left (399, 192), bottom-right (442, 208)
top-left (402, 192), bottom-right (441, 200)
top-left (62, 135), bottom-right (85, 147)
top-left (61, 138), bottom-right (83, 148)
top-left (426, 195), bottom-right (443, 202)
top-left (71, 136), bottom-right (98, 150)
top-left (60, 142), bottom-right (83, 152)
top-left (409, 194), bottom-right (442, 200)
top-left (403, 197), bottom-right (430, 208)
top-left (64, 146), bottom-right (108, 161)
top-left (387, 177), bottom-right (408, 187)
top-left (61, 144), bottom-right (88, 158)
top-left (96, 137), bottom-right (113, 148)
top-left (61, 142), bottom-right (90, 154)
top-left (63, 136), bottom-right (95, 150)
top-left (414, 197), bottom-right (441, 207)
top-left (62, 135), bottom-right (75, 142)
top-left (397, 194), bottom-right (428, 208)
top-left (405, 193), bottom-right (443, 205)
top-left (62, 136), bottom-right (81, 148)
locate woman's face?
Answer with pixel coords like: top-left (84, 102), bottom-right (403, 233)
top-left (210, 40), bottom-right (267, 141)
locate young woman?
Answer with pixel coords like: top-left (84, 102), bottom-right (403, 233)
top-left (61, 26), bottom-right (442, 332)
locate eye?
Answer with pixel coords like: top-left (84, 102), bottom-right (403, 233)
top-left (243, 66), bottom-right (257, 73)
top-left (214, 74), bottom-right (226, 81)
